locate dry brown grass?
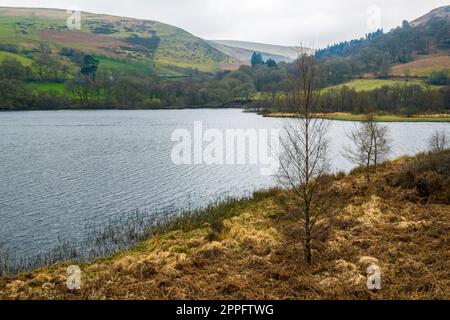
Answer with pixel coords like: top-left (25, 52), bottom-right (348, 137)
top-left (36, 31), bottom-right (127, 47)
top-left (0, 152), bottom-right (449, 300)
top-left (389, 54), bottom-right (450, 77)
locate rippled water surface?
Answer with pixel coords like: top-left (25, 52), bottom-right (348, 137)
top-left (0, 109), bottom-right (449, 259)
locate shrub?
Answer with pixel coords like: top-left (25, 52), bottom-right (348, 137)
top-left (427, 70), bottom-right (449, 86)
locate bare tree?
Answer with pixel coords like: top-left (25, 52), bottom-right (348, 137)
top-left (371, 119), bottom-right (390, 171)
top-left (343, 114), bottom-right (390, 181)
top-left (428, 130), bottom-right (449, 153)
top-left (277, 48), bottom-right (331, 264)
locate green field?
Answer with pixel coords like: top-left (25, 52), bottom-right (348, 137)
top-left (97, 57), bottom-right (154, 75)
top-left (0, 17), bottom-right (15, 39)
top-left (26, 82), bottom-right (66, 94)
top-left (0, 50), bottom-right (33, 66)
top-left (325, 79), bottom-right (440, 92)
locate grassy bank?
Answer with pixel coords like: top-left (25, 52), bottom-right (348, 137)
top-left (324, 79), bottom-right (435, 92)
top-left (263, 112), bottom-right (450, 122)
top-left (0, 151), bottom-right (449, 300)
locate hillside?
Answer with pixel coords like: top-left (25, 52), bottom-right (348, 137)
top-left (209, 41), bottom-right (293, 66)
top-left (391, 5), bottom-right (450, 78)
top-left (1, 151), bottom-right (449, 300)
top-left (315, 5), bottom-right (450, 85)
top-left (0, 7), bottom-right (231, 75)
top-left (389, 53), bottom-right (450, 77)
top-left (410, 5), bottom-right (450, 27)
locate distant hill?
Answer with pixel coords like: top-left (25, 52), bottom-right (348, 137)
top-left (208, 41), bottom-right (291, 65)
top-left (209, 40), bottom-right (308, 64)
top-left (410, 5), bottom-right (450, 27)
top-left (0, 7), bottom-right (231, 75)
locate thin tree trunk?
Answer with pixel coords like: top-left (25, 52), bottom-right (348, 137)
top-left (304, 206), bottom-right (312, 264)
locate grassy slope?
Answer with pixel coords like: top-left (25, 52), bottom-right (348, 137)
top-left (325, 79), bottom-right (441, 92)
top-left (410, 5), bottom-right (450, 27)
top-left (389, 54), bottom-right (450, 77)
top-left (96, 57), bottom-right (154, 76)
top-left (0, 51), bottom-right (33, 66)
top-left (153, 22), bottom-right (229, 74)
top-left (25, 82), bottom-right (65, 94)
top-left (1, 151), bottom-right (449, 300)
top-left (0, 7), bottom-right (230, 75)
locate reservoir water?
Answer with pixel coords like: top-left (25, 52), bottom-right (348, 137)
top-left (1, 109), bottom-right (449, 263)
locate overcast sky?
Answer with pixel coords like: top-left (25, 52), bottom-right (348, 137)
top-left (1, 0), bottom-right (448, 47)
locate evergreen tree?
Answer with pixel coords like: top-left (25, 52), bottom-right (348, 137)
top-left (81, 55), bottom-right (100, 81)
top-left (251, 52), bottom-right (264, 67)
top-left (266, 59), bottom-right (277, 68)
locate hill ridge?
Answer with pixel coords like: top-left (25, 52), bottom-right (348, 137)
top-left (410, 5), bottom-right (450, 26)
top-left (0, 6), bottom-right (231, 75)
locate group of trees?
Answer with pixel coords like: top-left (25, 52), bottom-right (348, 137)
top-left (343, 115), bottom-right (390, 181)
top-left (2, 47), bottom-right (448, 113)
top-left (1, 43), bottom-right (449, 112)
top-left (0, 48), bottom-right (283, 109)
top-left (32, 54), bottom-right (69, 82)
top-left (271, 84), bottom-right (450, 115)
top-left (250, 52), bottom-right (277, 68)
top-left (316, 17), bottom-right (450, 77)
top-left (427, 71), bottom-right (449, 85)
top-left (428, 130), bottom-right (449, 152)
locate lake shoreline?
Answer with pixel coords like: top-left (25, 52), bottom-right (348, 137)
top-left (1, 151), bottom-right (449, 299)
top-left (3, 107), bottom-right (450, 123)
top-left (261, 112), bottom-right (450, 122)
top-left (0, 106), bottom-right (244, 112)
top-left (1, 109), bottom-right (449, 268)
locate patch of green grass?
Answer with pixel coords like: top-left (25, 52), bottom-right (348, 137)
top-left (153, 21), bottom-right (227, 74)
top-left (97, 57), bottom-right (154, 75)
top-left (0, 50), bottom-right (33, 66)
top-left (26, 82), bottom-right (66, 95)
top-left (252, 92), bottom-right (272, 100)
top-left (0, 18), bottom-right (15, 38)
top-left (325, 79), bottom-right (440, 92)
top-left (155, 56), bottom-right (217, 73)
